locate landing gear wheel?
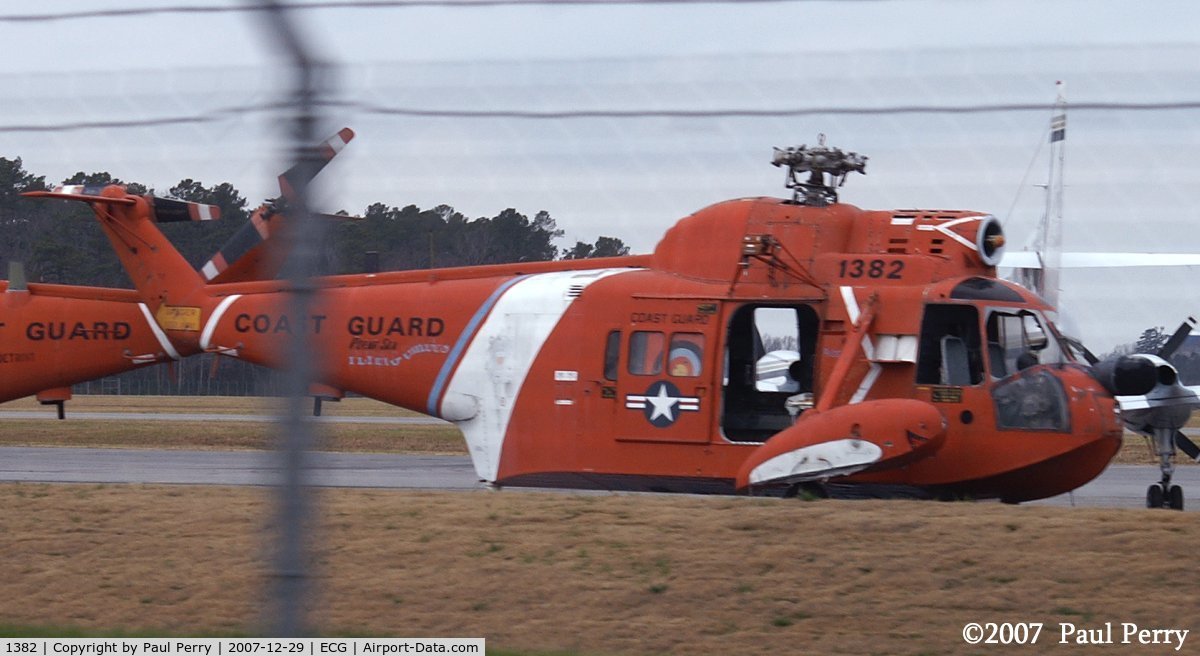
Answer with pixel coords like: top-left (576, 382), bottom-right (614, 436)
top-left (1147, 483), bottom-right (1164, 509)
top-left (1168, 485), bottom-right (1184, 511)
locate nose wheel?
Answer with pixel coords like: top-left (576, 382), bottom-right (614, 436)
top-left (1146, 428), bottom-right (1185, 510)
top-left (1147, 482), bottom-right (1184, 510)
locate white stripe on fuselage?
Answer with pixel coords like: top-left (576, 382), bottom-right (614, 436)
top-left (840, 286), bottom-right (880, 404)
top-left (137, 303), bottom-right (181, 361)
top-left (440, 268), bottom-right (635, 482)
top-left (201, 294), bottom-right (243, 351)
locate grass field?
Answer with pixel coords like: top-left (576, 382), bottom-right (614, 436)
top-left (0, 395), bottom-right (1195, 654)
top-left (1, 484), bottom-right (1196, 655)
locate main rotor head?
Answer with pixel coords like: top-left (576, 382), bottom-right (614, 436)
top-left (772, 136), bottom-right (867, 206)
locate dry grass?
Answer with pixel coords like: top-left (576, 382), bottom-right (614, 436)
top-left (0, 484), bottom-right (1196, 654)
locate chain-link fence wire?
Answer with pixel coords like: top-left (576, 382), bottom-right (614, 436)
top-left (6, 41), bottom-right (1200, 352)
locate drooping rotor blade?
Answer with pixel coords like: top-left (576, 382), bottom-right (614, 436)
top-left (1158, 316), bottom-right (1196, 360)
top-left (7, 261), bottom-right (27, 292)
top-left (148, 196), bottom-right (221, 223)
top-left (1064, 336), bottom-right (1099, 365)
top-left (277, 127), bottom-right (355, 201)
top-left (317, 212), bottom-right (362, 222)
top-left (23, 186), bottom-right (136, 206)
top-left (1177, 431), bottom-right (1200, 462)
top-left (24, 186), bottom-right (220, 224)
top-left (200, 208), bottom-right (274, 282)
top-left (200, 128), bottom-right (357, 284)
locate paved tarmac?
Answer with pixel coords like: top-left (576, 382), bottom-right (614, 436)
top-left (0, 411), bottom-right (449, 425)
top-left (0, 445), bottom-right (1195, 510)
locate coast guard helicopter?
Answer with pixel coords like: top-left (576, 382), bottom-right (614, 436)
top-left (0, 130), bottom-right (356, 411)
top-left (23, 133), bottom-right (1163, 504)
top-left (0, 191), bottom-right (227, 414)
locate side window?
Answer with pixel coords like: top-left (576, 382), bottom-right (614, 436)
top-left (668, 333), bottom-right (705, 377)
top-left (604, 330), bottom-right (621, 381)
top-left (916, 304), bottom-right (984, 386)
top-left (628, 331), bottom-right (665, 376)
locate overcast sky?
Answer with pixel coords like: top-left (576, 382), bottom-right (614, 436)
top-left (3, 0), bottom-right (1200, 352)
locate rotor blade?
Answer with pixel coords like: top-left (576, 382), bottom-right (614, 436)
top-left (317, 212), bottom-right (362, 221)
top-left (1176, 431), bottom-right (1200, 462)
top-left (200, 207), bottom-right (274, 282)
top-left (1158, 316), bottom-right (1196, 360)
top-left (1065, 336), bottom-right (1099, 365)
top-left (277, 127), bottom-right (355, 201)
top-left (23, 186), bottom-right (136, 206)
top-left (7, 261), bottom-right (26, 292)
top-left (149, 196), bottom-right (221, 223)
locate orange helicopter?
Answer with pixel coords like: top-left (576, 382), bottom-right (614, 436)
top-left (0, 189), bottom-right (228, 415)
top-left (0, 130), bottom-right (356, 413)
top-left (23, 134), bottom-right (1156, 504)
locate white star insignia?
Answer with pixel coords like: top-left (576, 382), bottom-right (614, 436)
top-left (645, 384), bottom-right (679, 422)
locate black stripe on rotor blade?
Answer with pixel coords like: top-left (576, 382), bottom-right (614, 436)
top-left (1176, 431), bottom-right (1200, 462)
top-left (151, 197), bottom-right (219, 223)
top-left (214, 221), bottom-right (266, 270)
top-left (1159, 316), bottom-right (1197, 360)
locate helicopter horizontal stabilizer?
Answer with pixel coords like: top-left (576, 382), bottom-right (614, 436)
top-left (736, 398), bottom-right (946, 491)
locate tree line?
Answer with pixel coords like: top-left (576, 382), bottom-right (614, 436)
top-left (0, 155), bottom-right (630, 396)
top-left (1, 156), bottom-right (630, 288)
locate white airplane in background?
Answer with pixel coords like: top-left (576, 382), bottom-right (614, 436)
top-left (1001, 82), bottom-right (1200, 509)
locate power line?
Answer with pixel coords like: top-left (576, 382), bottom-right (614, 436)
top-left (0, 0), bottom-right (842, 23)
top-left (336, 99), bottom-right (1200, 119)
top-left (2, 98), bottom-right (1199, 134)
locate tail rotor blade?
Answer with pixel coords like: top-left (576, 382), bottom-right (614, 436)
top-left (1176, 431), bottom-right (1200, 462)
top-left (1158, 316), bottom-right (1196, 360)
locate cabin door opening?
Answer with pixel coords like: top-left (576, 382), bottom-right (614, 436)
top-left (721, 304), bottom-right (819, 442)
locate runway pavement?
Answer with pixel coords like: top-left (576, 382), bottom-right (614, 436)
top-left (0, 410), bottom-right (450, 425)
top-left (0, 447), bottom-right (479, 488)
top-left (0, 445), bottom-right (1195, 510)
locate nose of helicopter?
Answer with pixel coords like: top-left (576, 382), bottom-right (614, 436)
top-left (983, 362), bottom-right (1124, 502)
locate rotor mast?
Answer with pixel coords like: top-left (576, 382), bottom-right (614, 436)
top-left (772, 135), bottom-right (867, 206)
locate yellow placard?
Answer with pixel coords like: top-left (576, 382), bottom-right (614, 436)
top-left (930, 386), bottom-right (964, 404)
top-left (156, 305), bottom-right (202, 331)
